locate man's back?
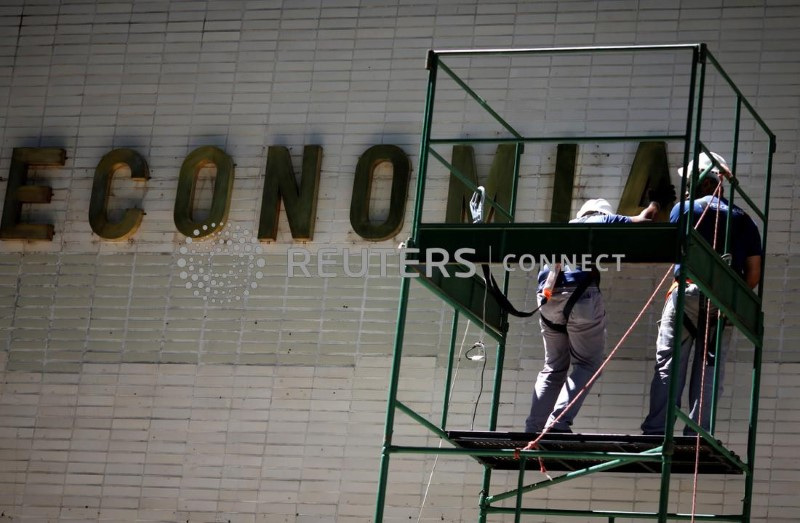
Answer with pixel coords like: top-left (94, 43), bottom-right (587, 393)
top-left (670, 195), bottom-right (762, 281)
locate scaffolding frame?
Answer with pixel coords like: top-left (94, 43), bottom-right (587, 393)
top-left (374, 44), bottom-right (775, 522)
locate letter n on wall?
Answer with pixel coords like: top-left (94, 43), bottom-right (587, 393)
top-left (258, 145), bottom-right (322, 241)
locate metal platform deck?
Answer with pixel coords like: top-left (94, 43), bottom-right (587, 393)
top-left (448, 431), bottom-right (744, 475)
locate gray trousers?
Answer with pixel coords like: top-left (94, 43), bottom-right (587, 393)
top-left (525, 286), bottom-right (606, 433)
top-left (641, 283), bottom-right (731, 435)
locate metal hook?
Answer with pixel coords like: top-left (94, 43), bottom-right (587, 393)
top-left (469, 186), bottom-right (486, 224)
top-left (466, 341), bottom-right (486, 361)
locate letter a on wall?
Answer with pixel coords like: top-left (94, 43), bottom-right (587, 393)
top-left (258, 145), bottom-right (322, 241)
top-left (350, 145), bottom-right (410, 240)
top-left (617, 141), bottom-right (672, 220)
top-left (174, 146), bottom-right (235, 239)
top-left (89, 148), bottom-right (150, 240)
top-left (0, 147), bottom-right (63, 241)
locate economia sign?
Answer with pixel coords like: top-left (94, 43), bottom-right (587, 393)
top-left (0, 142), bottom-right (670, 243)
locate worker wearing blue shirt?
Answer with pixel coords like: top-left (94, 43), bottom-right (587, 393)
top-left (641, 152), bottom-right (763, 435)
top-left (525, 198), bottom-right (661, 433)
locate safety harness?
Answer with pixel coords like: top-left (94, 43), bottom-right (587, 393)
top-left (471, 187), bottom-right (601, 331)
top-left (537, 267), bottom-right (600, 333)
top-left (665, 280), bottom-right (719, 367)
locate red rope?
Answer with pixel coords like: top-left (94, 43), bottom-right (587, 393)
top-left (523, 264), bottom-right (675, 456)
top-left (690, 182), bottom-right (724, 521)
top-left (521, 183), bottom-right (727, 484)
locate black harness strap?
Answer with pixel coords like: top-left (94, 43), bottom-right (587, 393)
top-left (695, 297), bottom-right (718, 367)
top-left (563, 267), bottom-right (601, 321)
top-left (474, 203), bottom-right (607, 327)
top-left (680, 297), bottom-right (717, 367)
top-left (540, 314), bottom-right (568, 333)
top-left (539, 268), bottom-right (600, 333)
top-left (481, 264), bottom-right (541, 318)
top-left (683, 313), bottom-right (698, 339)
top-left (482, 264), bottom-right (600, 331)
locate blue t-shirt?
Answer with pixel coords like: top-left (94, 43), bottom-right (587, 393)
top-left (537, 213), bottom-right (632, 291)
top-left (671, 195), bottom-right (762, 281)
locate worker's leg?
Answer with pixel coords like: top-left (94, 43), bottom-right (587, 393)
top-left (547, 287), bottom-right (606, 432)
top-left (685, 301), bottom-right (732, 435)
top-left (525, 292), bottom-right (571, 433)
top-left (641, 284), bottom-right (700, 435)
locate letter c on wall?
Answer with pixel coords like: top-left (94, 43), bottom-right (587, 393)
top-left (89, 148), bottom-right (150, 240)
top-left (350, 144), bottom-right (410, 241)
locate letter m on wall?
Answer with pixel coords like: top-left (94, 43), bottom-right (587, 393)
top-left (445, 144), bottom-right (516, 224)
top-left (258, 145), bottom-right (322, 241)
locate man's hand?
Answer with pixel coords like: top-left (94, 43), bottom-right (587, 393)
top-left (717, 163), bottom-right (733, 181)
top-left (647, 183), bottom-right (677, 210)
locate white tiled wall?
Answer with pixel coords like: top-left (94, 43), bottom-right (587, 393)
top-left (1, 1), bottom-right (799, 521)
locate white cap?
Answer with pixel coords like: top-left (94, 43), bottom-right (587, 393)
top-left (677, 151), bottom-right (729, 180)
top-left (576, 198), bottom-right (613, 219)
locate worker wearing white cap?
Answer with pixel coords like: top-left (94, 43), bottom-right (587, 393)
top-left (525, 195), bottom-right (664, 434)
top-left (642, 151), bottom-right (762, 436)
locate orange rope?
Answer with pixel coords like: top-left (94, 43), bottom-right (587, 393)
top-left (521, 182), bottom-right (727, 485)
top-left (523, 264), bottom-right (675, 456)
top-left (691, 182), bottom-right (724, 521)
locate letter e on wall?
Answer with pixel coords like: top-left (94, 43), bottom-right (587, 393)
top-left (0, 147), bottom-right (64, 241)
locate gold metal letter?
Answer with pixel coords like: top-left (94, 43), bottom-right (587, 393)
top-left (257, 145), bottom-right (322, 241)
top-left (174, 146), bottom-right (235, 239)
top-left (350, 145), bottom-right (410, 241)
top-left (445, 144), bottom-right (516, 224)
top-left (618, 141), bottom-right (672, 221)
top-left (89, 148), bottom-right (149, 240)
top-left (551, 144), bottom-right (578, 222)
top-left (0, 147), bottom-right (64, 241)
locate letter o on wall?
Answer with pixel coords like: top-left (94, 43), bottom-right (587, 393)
top-left (89, 148), bottom-right (150, 240)
top-left (174, 145), bottom-right (235, 239)
top-left (350, 145), bottom-right (410, 241)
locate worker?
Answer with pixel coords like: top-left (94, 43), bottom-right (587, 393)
top-left (641, 152), bottom-right (762, 435)
top-left (525, 193), bottom-right (669, 434)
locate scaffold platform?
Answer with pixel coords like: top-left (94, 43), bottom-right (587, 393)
top-left (447, 431), bottom-right (744, 475)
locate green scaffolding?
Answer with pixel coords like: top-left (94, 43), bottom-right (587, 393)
top-left (374, 43), bottom-right (775, 523)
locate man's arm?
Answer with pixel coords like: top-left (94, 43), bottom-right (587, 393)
top-left (628, 201), bottom-right (660, 223)
top-left (638, 183), bottom-right (676, 223)
top-left (744, 255), bottom-right (761, 289)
